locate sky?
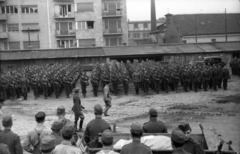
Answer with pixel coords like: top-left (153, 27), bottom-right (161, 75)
top-left (126, 0), bottom-right (240, 21)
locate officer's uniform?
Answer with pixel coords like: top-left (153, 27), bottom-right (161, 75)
top-left (132, 71), bottom-right (141, 95)
top-left (222, 67), bottom-right (230, 90)
top-left (80, 72), bottom-right (89, 97)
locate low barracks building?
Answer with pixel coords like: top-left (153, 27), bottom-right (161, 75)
top-left (0, 0), bottom-right (128, 50)
top-left (0, 42), bottom-right (240, 73)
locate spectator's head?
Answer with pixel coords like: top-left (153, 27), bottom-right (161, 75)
top-left (178, 123), bottom-right (191, 137)
top-left (149, 108), bottom-right (158, 118)
top-left (130, 122), bottom-right (143, 138)
top-left (74, 87), bottom-right (79, 93)
top-left (41, 135), bottom-right (56, 154)
top-left (51, 120), bottom-right (64, 133)
top-left (57, 106), bottom-right (66, 117)
top-left (101, 130), bottom-right (114, 147)
top-left (0, 98), bottom-right (4, 109)
top-left (171, 128), bottom-right (188, 148)
top-left (35, 112), bottom-right (46, 123)
top-left (94, 104), bottom-right (103, 116)
top-left (62, 122), bottom-right (75, 140)
top-left (2, 115), bottom-right (13, 128)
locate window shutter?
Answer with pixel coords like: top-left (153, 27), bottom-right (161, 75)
top-left (9, 42), bottom-right (20, 50)
top-left (8, 24), bottom-right (19, 31)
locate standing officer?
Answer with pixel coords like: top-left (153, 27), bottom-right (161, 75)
top-left (91, 71), bottom-right (99, 97)
top-left (201, 67), bottom-right (210, 91)
top-left (222, 66), bottom-right (230, 90)
top-left (110, 71), bottom-right (118, 96)
top-left (103, 82), bottom-right (111, 116)
top-left (171, 70), bottom-right (180, 93)
top-left (152, 70), bottom-right (160, 94)
top-left (42, 75), bottom-right (49, 99)
top-left (31, 76), bottom-right (39, 100)
top-left (182, 69), bottom-right (190, 92)
top-left (53, 75), bottom-right (60, 99)
top-left (162, 70), bottom-right (170, 93)
top-left (21, 75), bottom-right (28, 100)
top-left (132, 71), bottom-right (141, 95)
top-left (80, 71), bottom-right (89, 97)
top-left (122, 71), bottom-right (130, 95)
top-left (63, 75), bottom-right (71, 98)
top-left (72, 87), bottom-right (85, 132)
top-left (143, 108), bottom-right (168, 133)
top-left (212, 65), bottom-right (219, 91)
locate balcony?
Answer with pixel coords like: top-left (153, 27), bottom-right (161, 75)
top-left (0, 14), bottom-right (7, 21)
top-left (22, 27), bottom-right (40, 31)
top-left (102, 11), bottom-right (122, 18)
top-left (54, 12), bottom-right (75, 19)
top-left (55, 30), bottom-right (76, 37)
top-left (103, 28), bottom-right (122, 35)
top-left (0, 32), bottom-right (8, 39)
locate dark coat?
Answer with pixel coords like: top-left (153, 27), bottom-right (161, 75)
top-left (72, 93), bottom-right (82, 114)
top-left (143, 118), bottom-right (168, 133)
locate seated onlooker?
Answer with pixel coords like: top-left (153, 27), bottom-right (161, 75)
top-left (52, 122), bottom-right (83, 154)
top-left (84, 104), bottom-right (111, 148)
top-left (96, 130), bottom-right (119, 154)
top-left (171, 128), bottom-right (190, 154)
top-left (41, 135), bottom-right (56, 154)
top-left (178, 123), bottom-right (191, 137)
top-left (22, 111), bottom-right (51, 154)
top-left (120, 122), bottom-right (152, 154)
top-left (57, 106), bottom-right (70, 126)
top-left (51, 120), bottom-right (64, 145)
top-left (143, 108), bottom-right (167, 133)
top-left (0, 115), bottom-right (23, 154)
top-left (0, 143), bottom-right (11, 154)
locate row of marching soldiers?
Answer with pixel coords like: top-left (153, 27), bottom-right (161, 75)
top-left (90, 59), bottom-right (231, 96)
top-left (0, 63), bottom-right (83, 100)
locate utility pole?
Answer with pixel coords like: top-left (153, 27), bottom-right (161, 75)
top-left (28, 28), bottom-right (31, 48)
top-left (225, 8), bottom-right (228, 42)
top-left (195, 14), bottom-right (198, 43)
top-left (37, 34), bottom-right (40, 49)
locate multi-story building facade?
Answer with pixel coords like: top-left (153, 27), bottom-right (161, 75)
top-left (128, 19), bottom-right (165, 45)
top-left (0, 0), bottom-right (127, 50)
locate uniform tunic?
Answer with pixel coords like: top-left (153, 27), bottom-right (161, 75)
top-left (183, 138), bottom-right (205, 154)
top-left (120, 140), bottom-right (152, 154)
top-left (143, 118), bottom-right (168, 133)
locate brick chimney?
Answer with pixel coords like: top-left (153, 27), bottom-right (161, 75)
top-left (151, 0), bottom-right (156, 32)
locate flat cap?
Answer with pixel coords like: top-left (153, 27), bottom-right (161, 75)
top-left (41, 135), bottom-right (56, 151)
top-left (2, 115), bottom-right (13, 127)
top-left (94, 104), bottom-right (103, 115)
top-left (131, 122), bottom-right (142, 131)
top-left (101, 129), bottom-right (113, 144)
top-left (178, 123), bottom-right (191, 133)
top-left (171, 128), bottom-right (188, 144)
top-left (51, 120), bottom-right (64, 130)
top-left (62, 122), bottom-right (75, 137)
top-left (57, 106), bottom-right (65, 115)
top-left (149, 108), bottom-right (158, 116)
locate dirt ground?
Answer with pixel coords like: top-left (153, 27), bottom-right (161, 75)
top-left (2, 76), bottom-right (240, 153)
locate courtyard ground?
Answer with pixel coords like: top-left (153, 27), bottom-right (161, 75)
top-left (2, 76), bottom-right (240, 153)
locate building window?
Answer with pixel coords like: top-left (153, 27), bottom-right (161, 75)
top-left (105, 21), bottom-right (109, 29)
top-left (78, 39), bottom-right (95, 47)
top-left (77, 21), bottom-right (94, 29)
top-left (23, 41), bottom-right (40, 49)
top-left (143, 33), bottom-right (150, 38)
top-left (103, 3), bottom-right (108, 12)
top-left (116, 2), bottom-right (121, 11)
top-left (105, 37), bottom-right (122, 46)
top-left (59, 4), bottom-right (71, 16)
top-left (144, 23), bottom-right (148, 30)
top-left (133, 33), bottom-right (140, 38)
top-left (128, 33), bottom-right (131, 39)
top-left (134, 23), bottom-right (138, 31)
top-left (5, 42), bottom-right (21, 50)
top-left (56, 22), bottom-right (73, 31)
top-left (21, 5), bottom-right (38, 13)
top-left (7, 24), bottom-right (19, 32)
top-left (117, 20), bottom-right (121, 29)
top-left (1, 6), bottom-right (18, 14)
top-left (57, 40), bottom-right (75, 48)
top-left (22, 23), bottom-right (39, 31)
top-left (77, 3), bottom-right (93, 12)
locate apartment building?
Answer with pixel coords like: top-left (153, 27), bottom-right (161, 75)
top-left (0, 0), bottom-right (128, 50)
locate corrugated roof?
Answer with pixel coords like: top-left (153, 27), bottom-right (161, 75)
top-left (175, 44), bottom-right (205, 53)
top-left (214, 42), bottom-right (240, 51)
top-left (172, 13), bottom-right (240, 36)
top-left (39, 51), bottom-right (49, 59)
top-left (23, 52), bottom-right (33, 59)
top-left (31, 51), bottom-right (41, 59)
top-left (161, 46), bottom-right (183, 54)
top-left (0, 52), bottom-right (10, 60)
top-left (197, 44), bottom-right (222, 52)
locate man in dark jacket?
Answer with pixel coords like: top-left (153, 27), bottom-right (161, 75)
top-left (72, 87), bottom-right (85, 132)
top-left (222, 66), bottom-right (230, 90)
top-left (0, 143), bottom-right (10, 154)
top-left (143, 108), bottom-right (167, 133)
top-left (0, 115), bottom-right (23, 154)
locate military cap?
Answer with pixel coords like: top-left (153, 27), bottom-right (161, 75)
top-left (2, 115), bottom-right (13, 127)
top-left (178, 123), bottom-right (192, 133)
top-left (62, 122), bottom-right (75, 137)
top-left (101, 129), bottom-right (114, 145)
top-left (57, 106), bottom-right (65, 115)
top-left (131, 122), bottom-right (142, 131)
top-left (94, 104), bottom-right (103, 115)
top-left (41, 135), bottom-right (56, 151)
top-left (74, 87), bottom-right (80, 92)
top-left (171, 128), bottom-right (188, 144)
top-left (149, 108), bottom-right (158, 116)
top-left (51, 120), bottom-right (64, 130)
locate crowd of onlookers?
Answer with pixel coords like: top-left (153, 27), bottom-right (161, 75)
top-left (0, 98), bottom-right (206, 154)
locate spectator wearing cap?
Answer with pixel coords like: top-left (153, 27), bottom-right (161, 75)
top-left (72, 87), bottom-right (85, 132)
top-left (142, 108), bottom-right (167, 133)
top-left (84, 104), bottom-right (111, 149)
top-left (178, 123), bottom-right (205, 154)
top-left (56, 106), bottom-right (70, 126)
top-left (51, 120), bottom-right (64, 145)
top-left (96, 130), bottom-right (119, 154)
top-left (0, 143), bottom-right (11, 154)
top-left (0, 98), bottom-right (4, 132)
top-left (171, 128), bottom-right (190, 154)
top-left (41, 135), bottom-right (56, 154)
top-left (0, 115), bottom-right (23, 154)
top-left (52, 122), bottom-right (83, 154)
top-left (120, 123), bottom-right (152, 154)
top-left (22, 111), bottom-right (51, 154)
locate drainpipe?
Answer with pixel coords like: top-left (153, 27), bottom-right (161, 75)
top-left (47, 0), bottom-right (52, 49)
